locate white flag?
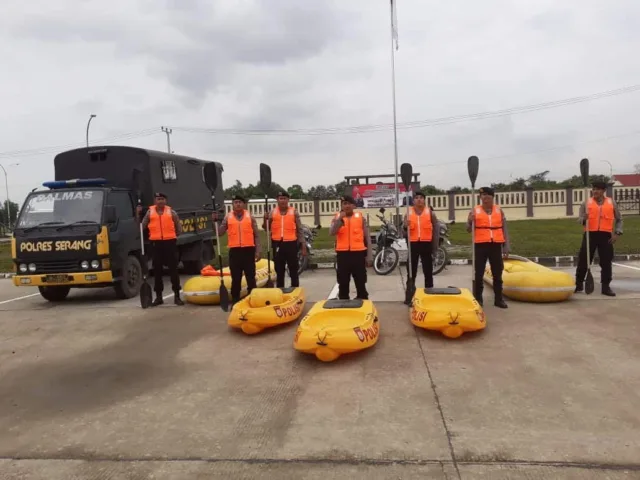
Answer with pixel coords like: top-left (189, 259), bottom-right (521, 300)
top-left (391, 0), bottom-right (399, 50)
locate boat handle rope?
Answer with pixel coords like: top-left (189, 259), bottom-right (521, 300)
top-left (448, 312), bottom-right (460, 325)
top-left (316, 331), bottom-right (328, 346)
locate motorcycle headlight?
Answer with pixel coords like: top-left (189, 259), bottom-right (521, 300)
top-left (81, 261), bottom-right (89, 270)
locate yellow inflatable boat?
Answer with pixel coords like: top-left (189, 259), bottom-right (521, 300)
top-left (228, 287), bottom-right (306, 335)
top-left (410, 287), bottom-right (486, 339)
top-left (483, 254), bottom-right (575, 303)
top-left (182, 259), bottom-right (276, 305)
top-left (293, 299), bottom-right (379, 362)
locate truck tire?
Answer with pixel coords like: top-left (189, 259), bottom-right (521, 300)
top-left (38, 286), bottom-right (71, 302)
top-left (183, 241), bottom-right (214, 275)
top-left (114, 255), bottom-right (143, 299)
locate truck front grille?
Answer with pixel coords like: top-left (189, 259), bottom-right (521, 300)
top-left (31, 260), bottom-right (81, 274)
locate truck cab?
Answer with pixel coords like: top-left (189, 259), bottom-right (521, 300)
top-left (11, 146), bottom-right (224, 302)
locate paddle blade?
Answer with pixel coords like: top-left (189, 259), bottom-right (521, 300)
top-left (260, 163), bottom-right (272, 190)
top-left (219, 281), bottom-right (230, 312)
top-left (585, 271), bottom-right (594, 295)
top-left (580, 158), bottom-right (590, 187)
top-left (404, 278), bottom-right (415, 306)
top-left (140, 282), bottom-right (152, 309)
top-left (203, 162), bottom-right (219, 192)
top-left (467, 156), bottom-right (479, 188)
top-left (400, 163), bottom-right (413, 190)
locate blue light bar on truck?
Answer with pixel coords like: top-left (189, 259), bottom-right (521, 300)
top-left (42, 178), bottom-right (108, 189)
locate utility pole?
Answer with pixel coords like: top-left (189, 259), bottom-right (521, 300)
top-left (0, 163), bottom-right (14, 230)
top-left (86, 114), bottom-right (96, 147)
top-left (388, 0), bottom-right (400, 225)
top-left (161, 126), bottom-right (173, 153)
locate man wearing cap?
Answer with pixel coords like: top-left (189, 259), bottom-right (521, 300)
top-left (212, 195), bottom-right (261, 304)
top-left (402, 191), bottom-right (440, 288)
top-left (467, 187), bottom-right (510, 308)
top-left (575, 180), bottom-right (623, 296)
top-left (329, 196), bottom-right (373, 300)
top-left (262, 191), bottom-right (306, 288)
top-left (137, 192), bottom-right (184, 306)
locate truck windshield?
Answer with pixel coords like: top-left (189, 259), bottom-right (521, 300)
top-left (16, 190), bottom-right (105, 229)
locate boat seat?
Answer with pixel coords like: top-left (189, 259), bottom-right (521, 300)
top-left (424, 287), bottom-right (461, 295)
top-left (323, 299), bottom-right (364, 309)
top-left (280, 287), bottom-right (296, 294)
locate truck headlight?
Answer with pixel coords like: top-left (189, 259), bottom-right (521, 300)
top-left (28, 263), bottom-right (36, 272)
top-left (91, 260), bottom-right (100, 269)
top-left (81, 261), bottom-right (89, 270)
top-left (19, 264), bottom-right (28, 273)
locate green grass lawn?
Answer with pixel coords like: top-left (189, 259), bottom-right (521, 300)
top-left (1, 217), bottom-right (638, 272)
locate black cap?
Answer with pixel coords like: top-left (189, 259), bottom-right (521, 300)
top-left (592, 181), bottom-right (607, 190)
top-left (414, 191), bottom-right (426, 199)
top-left (277, 191), bottom-right (290, 198)
top-left (232, 194), bottom-right (246, 203)
top-left (341, 195), bottom-right (356, 204)
top-left (479, 187), bottom-right (495, 196)
top-left (154, 192), bottom-right (167, 199)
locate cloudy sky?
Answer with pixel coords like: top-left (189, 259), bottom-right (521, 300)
top-left (2, 0), bottom-right (640, 206)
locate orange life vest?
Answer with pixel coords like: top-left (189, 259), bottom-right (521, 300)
top-left (148, 206), bottom-right (177, 241)
top-left (586, 197), bottom-right (614, 232)
top-left (227, 210), bottom-right (256, 248)
top-left (334, 212), bottom-right (366, 252)
top-left (408, 207), bottom-right (433, 242)
top-left (474, 205), bottom-right (505, 243)
top-left (271, 207), bottom-right (297, 241)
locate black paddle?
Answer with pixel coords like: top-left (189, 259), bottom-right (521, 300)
top-left (580, 158), bottom-right (594, 295)
top-left (260, 163), bottom-right (275, 288)
top-left (400, 163), bottom-right (415, 305)
top-left (467, 156), bottom-right (479, 297)
top-left (133, 169), bottom-right (152, 309)
top-left (203, 162), bottom-right (230, 311)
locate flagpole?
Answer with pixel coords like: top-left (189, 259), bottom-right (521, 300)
top-left (389, 0), bottom-right (400, 225)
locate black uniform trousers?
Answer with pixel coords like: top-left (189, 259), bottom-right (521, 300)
top-left (473, 242), bottom-right (504, 302)
top-left (575, 231), bottom-right (614, 286)
top-left (410, 241), bottom-right (433, 288)
top-left (151, 239), bottom-right (181, 294)
top-left (229, 246), bottom-right (257, 302)
top-left (336, 250), bottom-right (369, 300)
top-left (273, 240), bottom-right (299, 288)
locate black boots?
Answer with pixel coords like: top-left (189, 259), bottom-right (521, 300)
top-left (602, 285), bottom-right (616, 297)
top-left (174, 291), bottom-right (184, 305)
top-left (574, 283), bottom-right (583, 293)
top-left (151, 291), bottom-right (184, 306)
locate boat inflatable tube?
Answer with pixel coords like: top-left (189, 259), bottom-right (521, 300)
top-left (484, 254), bottom-right (575, 303)
top-left (228, 286), bottom-right (306, 335)
top-left (293, 298), bottom-right (379, 362)
top-left (410, 287), bottom-right (486, 339)
top-left (182, 259), bottom-right (277, 305)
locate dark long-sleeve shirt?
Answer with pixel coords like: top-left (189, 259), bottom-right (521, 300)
top-left (217, 210), bottom-right (262, 256)
top-left (578, 197), bottom-right (623, 233)
top-left (141, 207), bottom-right (183, 236)
top-left (402, 208), bottom-right (440, 249)
top-left (329, 213), bottom-right (373, 263)
top-left (263, 207), bottom-right (305, 243)
top-left (466, 207), bottom-right (511, 253)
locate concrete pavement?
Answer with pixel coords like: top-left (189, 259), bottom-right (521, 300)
top-left (0, 263), bottom-right (639, 479)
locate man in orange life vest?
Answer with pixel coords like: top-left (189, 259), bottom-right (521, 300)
top-left (213, 195), bottom-right (261, 304)
top-left (329, 196), bottom-right (373, 300)
top-left (138, 192), bottom-right (184, 306)
top-left (262, 191), bottom-right (306, 288)
top-left (467, 187), bottom-right (510, 308)
top-left (575, 180), bottom-right (623, 296)
top-left (402, 191), bottom-right (440, 288)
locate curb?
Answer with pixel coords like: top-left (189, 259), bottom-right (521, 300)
top-left (0, 273), bottom-right (14, 279)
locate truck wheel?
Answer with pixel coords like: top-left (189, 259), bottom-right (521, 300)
top-left (38, 286), bottom-right (71, 302)
top-left (114, 255), bottom-right (143, 299)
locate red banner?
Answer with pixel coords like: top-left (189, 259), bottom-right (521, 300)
top-left (350, 183), bottom-right (417, 208)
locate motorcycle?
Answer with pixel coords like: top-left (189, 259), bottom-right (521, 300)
top-left (372, 208), bottom-right (401, 275)
top-left (295, 224), bottom-right (320, 276)
top-left (432, 220), bottom-right (452, 275)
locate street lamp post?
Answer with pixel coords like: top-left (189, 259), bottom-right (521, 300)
top-left (86, 114), bottom-right (97, 147)
top-left (601, 160), bottom-right (613, 179)
top-left (0, 163), bottom-right (16, 230)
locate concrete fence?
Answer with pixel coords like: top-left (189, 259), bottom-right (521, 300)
top-left (225, 185), bottom-right (640, 228)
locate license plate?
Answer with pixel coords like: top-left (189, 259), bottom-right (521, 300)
top-left (45, 274), bottom-right (69, 284)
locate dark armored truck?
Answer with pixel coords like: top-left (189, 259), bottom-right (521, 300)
top-left (11, 146), bottom-right (225, 302)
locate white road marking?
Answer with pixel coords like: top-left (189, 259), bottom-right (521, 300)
top-left (327, 283), bottom-right (339, 300)
top-left (612, 262), bottom-right (640, 272)
top-left (0, 293), bottom-right (40, 305)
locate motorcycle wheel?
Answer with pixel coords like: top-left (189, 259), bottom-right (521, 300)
top-left (374, 247), bottom-right (399, 275)
top-left (297, 251), bottom-right (309, 276)
top-left (432, 246), bottom-right (448, 275)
